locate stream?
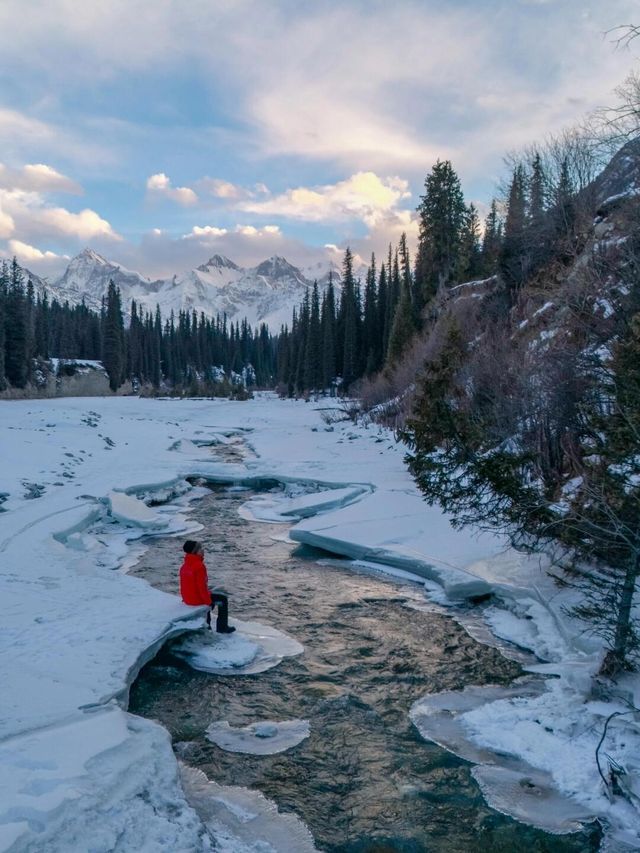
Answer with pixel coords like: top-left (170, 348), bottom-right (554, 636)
top-left (128, 484), bottom-right (600, 852)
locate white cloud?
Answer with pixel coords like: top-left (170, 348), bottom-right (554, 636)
top-left (36, 206), bottom-right (119, 240)
top-left (146, 172), bottom-right (198, 206)
top-left (241, 172), bottom-right (411, 227)
top-left (0, 163), bottom-right (82, 194)
top-left (0, 188), bottom-right (120, 244)
top-left (184, 225), bottom-right (228, 240)
top-left (0, 202), bottom-right (15, 239)
top-left (183, 223), bottom-right (281, 241)
top-left (8, 239), bottom-right (68, 264)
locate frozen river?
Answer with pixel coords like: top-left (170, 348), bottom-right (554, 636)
top-left (129, 485), bottom-right (599, 852)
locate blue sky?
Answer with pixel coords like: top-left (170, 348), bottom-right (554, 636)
top-left (0, 0), bottom-right (637, 278)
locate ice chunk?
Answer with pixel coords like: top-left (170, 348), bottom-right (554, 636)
top-left (106, 491), bottom-right (164, 529)
top-left (179, 763), bottom-right (318, 852)
top-left (206, 719), bottom-right (310, 755)
top-left (171, 631), bottom-right (260, 671)
top-left (171, 619), bottom-right (303, 675)
top-left (410, 681), bottom-right (545, 765)
top-left (472, 764), bottom-right (596, 834)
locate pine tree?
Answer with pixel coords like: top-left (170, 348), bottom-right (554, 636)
top-left (481, 199), bottom-right (502, 275)
top-left (103, 280), bottom-right (125, 391)
top-left (304, 281), bottom-right (322, 391)
top-left (340, 248), bottom-right (359, 390)
top-left (362, 254), bottom-right (378, 375)
top-left (415, 160), bottom-right (467, 304)
top-left (377, 262), bottom-right (389, 371)
top-left (500, 165), bottom-right (528, 294)
top-left (321, 274), bottom-right (337, 392)
top-left (5, 259), bottom-right (29, 387)
top-left (459, 204), bottom-right (483, 281)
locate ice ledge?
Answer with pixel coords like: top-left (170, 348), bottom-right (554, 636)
top-left (289, 528), bottom-right (492, 600)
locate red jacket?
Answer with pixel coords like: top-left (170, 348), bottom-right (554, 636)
top-left (179, 553), bottom-right (211, 605)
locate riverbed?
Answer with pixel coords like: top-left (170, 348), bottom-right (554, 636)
top-left (129, 485), bottom-right (599, 852)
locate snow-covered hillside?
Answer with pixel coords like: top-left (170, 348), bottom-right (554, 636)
top-left (33, 249), bottom-right (350, 330)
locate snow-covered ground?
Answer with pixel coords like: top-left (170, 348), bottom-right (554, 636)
top-left (0, 393), bottom-right (638, 851)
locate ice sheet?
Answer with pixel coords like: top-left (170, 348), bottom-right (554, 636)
top-left (171, 619), bottom-right (304, 675)
top-left (179, 763), bottom-right (318, 852)
top-left (205, 719), bottom-right (310, 755)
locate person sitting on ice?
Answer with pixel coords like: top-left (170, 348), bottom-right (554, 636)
top-left (179, 540), bottom-right (235, 633)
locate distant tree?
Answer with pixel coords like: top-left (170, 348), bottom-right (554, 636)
top-left (500, 164), bottom-right (528, 295)
top-left (321, 274), bottom-right (337, 391)
top-left (481, 199), bottom-right (503, 275)
top-left (5, 259), bottom-right (29, 387)
top-left (102, 280), bottom-right (125, 391)
top-left (459, 204), bottom-right (483, 281)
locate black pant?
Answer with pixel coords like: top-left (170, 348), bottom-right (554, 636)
top-left (206, 592), bottom-right (229, 631)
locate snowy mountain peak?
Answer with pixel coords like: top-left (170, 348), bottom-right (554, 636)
top-left (196, 254), bottom-right (240, 273)
top-left (255, 255), bottom-right (303, 280)
top-left (74, 248), bottom-right (110, 266)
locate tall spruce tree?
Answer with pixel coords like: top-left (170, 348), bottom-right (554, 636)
top-left (340, 248), bottom-right (359, 389)
top-left (415, 160), bottom-right (467, 304)
top-left (321, 274), bottom-right (337, 391)
top-left (481, 199), bottom-right (503, 276)
top-left (5, 259), bottom-right (29, 387)
top-left (500, 164), bottom-right (528, 295)
top-left (103, 280), bottom-right (125, 391)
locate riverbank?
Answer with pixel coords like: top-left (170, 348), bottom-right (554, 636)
top-left (0, 394), bottom-right (638, 850)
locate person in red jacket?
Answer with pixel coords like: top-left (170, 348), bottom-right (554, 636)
top-left (180, 540), bottom-right (235, 633)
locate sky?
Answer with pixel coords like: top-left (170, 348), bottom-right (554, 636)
top-left (0, 0), bottom-right (638, 280)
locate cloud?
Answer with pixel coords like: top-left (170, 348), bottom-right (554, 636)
top-left (183, 223), bottom-right (281, 241)
top-left (8, 239), bottom-right (68, 265)
top-left (0, 163), bottom-right (82, 194)
top-left (0, 202), bottom-right (15, 239)
top-left (0, 188), bottom-right (120, 244)
top-left (241, 172), bottom-right (411, 227)
top-left (0, 107), bottom-right (118, 171)
top-left (146, 172), bottom-right (198, 206)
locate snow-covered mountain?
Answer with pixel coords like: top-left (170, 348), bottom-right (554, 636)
top-left (34, 249), bottom-right (347, 329)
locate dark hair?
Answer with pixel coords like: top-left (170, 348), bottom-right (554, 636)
top-left (183, 540), bottom-right (201, 554)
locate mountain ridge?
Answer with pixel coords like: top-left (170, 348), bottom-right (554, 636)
top-left (27, 249), bottom-right (353, 330)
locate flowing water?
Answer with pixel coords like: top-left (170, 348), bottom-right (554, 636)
top-left (129, 485), bottom-right (600, 852)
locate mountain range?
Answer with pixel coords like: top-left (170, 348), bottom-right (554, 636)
top-left (28, 249), bottom-right (353, 330)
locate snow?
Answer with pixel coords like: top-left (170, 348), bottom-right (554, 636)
top-left (178, 764), bottom-right (318, 853)
top-left (0, 393), bottom-right (638, 850)
top-left (170, 619), bottom-right (303, 675)
top-left (205, 719), bottom-right (310, 755)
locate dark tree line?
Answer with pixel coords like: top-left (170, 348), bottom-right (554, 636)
top-left (281, 160), bottom-right (505, 397)
top-left (0, 261), bottom-right (277, 394)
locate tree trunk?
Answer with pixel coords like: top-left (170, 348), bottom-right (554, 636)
top-left (604, 549), bottom-right (640, 674)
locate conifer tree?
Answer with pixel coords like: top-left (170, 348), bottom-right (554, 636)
top-left (415, 160), bottom-right (467, 303)
top-left (500, 165), bottom-right (528, 294)
top-left (304, 281), bottom-right (322, 391)
top-left (5, 259), bottom-right (29, 387)
top-left (321, 274), bottom-right (337, 391)
top-left (481, 200), bottom-right (503, 275)
top-left (103, 280), bottom-right (125, 391)
top-left (362, 254), bottom-right (378, 375)
top-left (340, 248), bottom-right (359, 389)
top-left (459, 204), bottom-right (483, 281)
top-left (386, 262), bottom-right (415, 366)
